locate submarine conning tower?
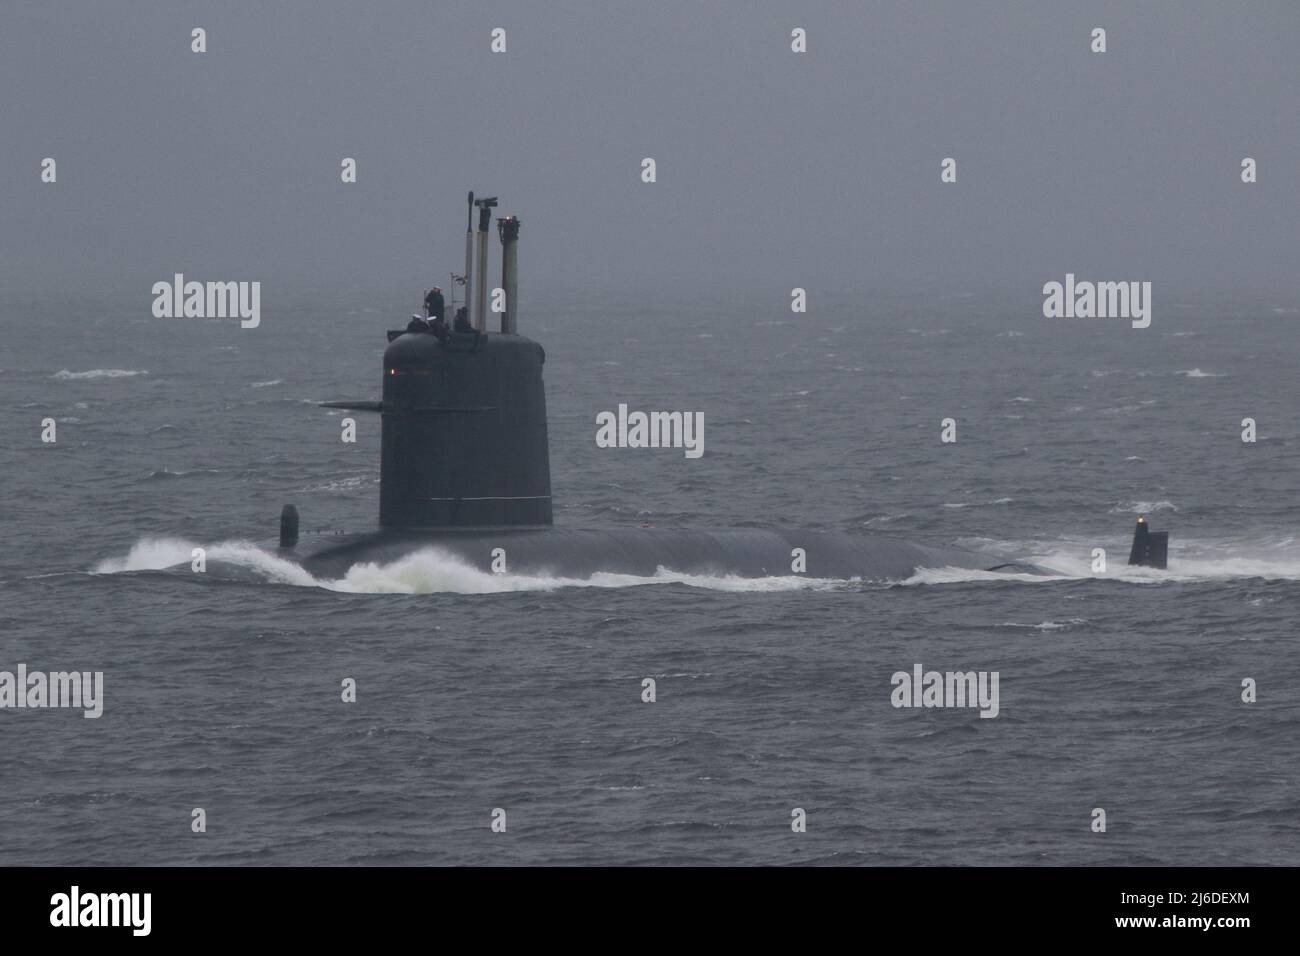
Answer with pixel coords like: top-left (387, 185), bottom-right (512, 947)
top-left (1126, 515), bottom-right (1169, 569)
top-left (378, 202), bottom-right (552, 530)
top-left (379, 332), bottom-right (551, 529)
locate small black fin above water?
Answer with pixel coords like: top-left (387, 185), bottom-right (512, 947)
top-left (1127, 515), bottom-right (1169, 569)
top-left (279, 504), bottom-right (299, 550)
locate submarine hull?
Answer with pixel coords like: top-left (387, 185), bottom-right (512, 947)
top-left (274, 210), bottom-right (1057, 587)
top-left (286, 526), bottom-right (1046, 581)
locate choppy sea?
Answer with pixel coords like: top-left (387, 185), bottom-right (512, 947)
top-left (2, 289), bottom-right (1297, 864)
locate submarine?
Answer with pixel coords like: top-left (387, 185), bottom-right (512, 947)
top-left (270, 192), bottom-right (1166, 583)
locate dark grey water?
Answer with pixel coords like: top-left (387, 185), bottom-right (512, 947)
top-left (2, 290), bottom-right (1298, 865)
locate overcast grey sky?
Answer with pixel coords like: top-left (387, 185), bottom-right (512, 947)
top-left (2, 0), bottom-right (1298, 301)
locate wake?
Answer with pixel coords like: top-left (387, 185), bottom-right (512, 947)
top-left (90, 533), bottom-right (1300, 595)
top-left (91, 537), bottom-right (856, 595)
top-left (912, 535), bottom-right (1300, 586)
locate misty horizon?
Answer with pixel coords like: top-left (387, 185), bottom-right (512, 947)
top-left (3, 0), bottom-right (1298, 304)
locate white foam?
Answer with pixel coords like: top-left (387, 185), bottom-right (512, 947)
top-left (998, 619), bottom-right (1088, 630)
top-left (93, 537), bottom-right (316, 586)
top-left (93, 537), bottom-right (854, 594)
top-left (1111, 500), bottom-right (1177, 514)
top-left (94, 534), bottom-right (1300, 593)
top-left (332, 553), bottom-right (851, 595)
top-left (94, 537), bottom-right (197, 573)
top-left (864, 513), bottom-right (910, 526)
top-left (52, 368), bottom-right (148, 380)
top-left (901, 565), bottom-right (1058, 585)
top-left (915, 535), bottom-right (1300, 585)
top-left (301, 475), bottom-right (375, 494)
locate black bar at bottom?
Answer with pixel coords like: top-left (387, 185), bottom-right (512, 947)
top-left (0, 866), bottom-right (1280, 942)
